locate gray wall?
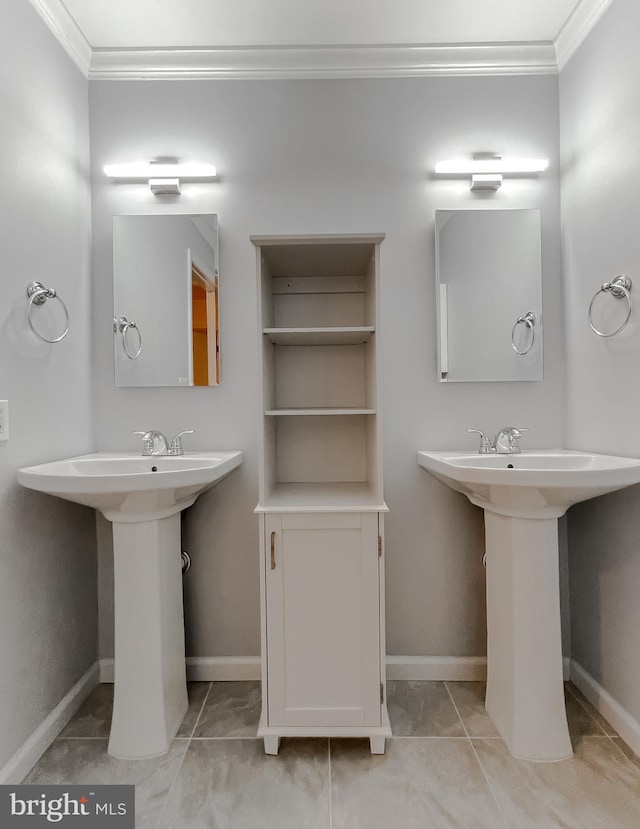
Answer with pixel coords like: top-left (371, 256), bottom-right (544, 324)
top-left (90, 75), bottom-right (563, 661)
top-left (0, 1), bottom-right (96, 771)
top-left (560, 0), bottom-right (640, 721)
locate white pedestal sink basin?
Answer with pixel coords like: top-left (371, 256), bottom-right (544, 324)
top-left (18, 451), bottom-right (243, 759)
top-left (417, 449), bottom-right (640, 762)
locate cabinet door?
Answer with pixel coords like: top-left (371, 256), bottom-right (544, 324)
top-left (265, 512), bottom-right (381, 728)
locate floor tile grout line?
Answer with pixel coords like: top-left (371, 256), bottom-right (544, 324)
top-left (606, 734), bottom-right (639, 766)
top-left (55, 737), bottom-right (110, 741)
top-left (152, 682), bottom-right (212, 829)
top-left (188, 681), bottom-right (214, 739)
top-left (442, 681), bottom-right (467, 736)
top-left (565, 683), bottom-right (610, 737)
top-left (153, 731), bottom-right (192, 828)
top-left (188, 735), bottom-right (262, 740)
top-left (328, 738), bottom-right (333, 829)
top-left (444, 682), bottom-right (510, 829)
top-left (565, 684), bottom-right (640, 764)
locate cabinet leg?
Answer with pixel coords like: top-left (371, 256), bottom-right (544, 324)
top-left (264, 736), bottom-right (280, 755)
top-left (369, 736), bottom-right (386, 755)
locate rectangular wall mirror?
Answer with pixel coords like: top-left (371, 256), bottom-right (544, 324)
top-left (113, 213), bottom-right (220, 387)
top-left (435, 208), bottom-right (542, 382)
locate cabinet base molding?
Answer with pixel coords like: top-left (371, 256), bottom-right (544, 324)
top-left (258, 708), bottom-right (391, 755)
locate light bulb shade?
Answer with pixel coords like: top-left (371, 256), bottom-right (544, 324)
top-left (104, 161), bottom-right (217, 180)
top-left (435, 158), bottom-right (548, 175)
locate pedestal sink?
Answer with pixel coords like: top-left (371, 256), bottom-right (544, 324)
top-left (18, 451), bottom-right (243, 759)
top-left (417, 449), bottom-right (640, 762)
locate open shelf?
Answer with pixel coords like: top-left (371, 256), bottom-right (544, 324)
top-left (265, 407), bottom-right (376, 416)
top-left (257, 482), bottom-right (388, 513)
top-left (263, 327), bottom-right (375, 346)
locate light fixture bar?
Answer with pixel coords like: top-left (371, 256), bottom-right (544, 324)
top-left (435, 157), bottom-right (548, 175)
top-left (104, 161), bottom-right (217, 180)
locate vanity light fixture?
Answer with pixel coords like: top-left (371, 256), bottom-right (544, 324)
top-left (434, 154), bottom-right (548, 191)
top-left (103, 159), bottom-right (217, 196)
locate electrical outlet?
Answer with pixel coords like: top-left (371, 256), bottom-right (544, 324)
top-left (0, 400), bottom-right (9, 441)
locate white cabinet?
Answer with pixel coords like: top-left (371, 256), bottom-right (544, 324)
top-left (253, 235), bottom-right (390, 754)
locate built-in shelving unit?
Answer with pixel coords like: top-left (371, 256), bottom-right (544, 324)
top-left (252, 234), bottom-right (390, 755)
top-left (254, 235), bottom-right (385, 511)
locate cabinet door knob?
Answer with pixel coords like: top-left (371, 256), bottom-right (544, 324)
top-left (270, 531), bottom-right (276, 570)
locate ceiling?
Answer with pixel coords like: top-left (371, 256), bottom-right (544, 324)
top-left (29, 0), bottom-right (616, 78)
top-left (60, 0), bottom-right (581, 49)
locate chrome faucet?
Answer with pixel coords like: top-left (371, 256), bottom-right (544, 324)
top-left (133, 429), bottom-right (196, 456)
top-left (492, 426), bottom-right (528, 454)
top-left (168, 430), bottom-right (195, 456)
top-left (132, 430), bottom-right (170, 456)
top-left (466, 429), bottom-right (493, 454)
top-left (467, 426), bottom-right (528, 454)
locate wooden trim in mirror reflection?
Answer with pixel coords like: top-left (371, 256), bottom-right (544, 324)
top-left (191, 263), bottom-right (220, 386)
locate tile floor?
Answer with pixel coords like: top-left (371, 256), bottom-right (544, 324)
top-left (23, 680), bottom-right (640, 828)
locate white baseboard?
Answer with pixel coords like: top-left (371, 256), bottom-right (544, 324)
top-left (570, 660), bottom-right (640, 758)
top-left (101, 655), bottom-right (488, 683)
top-left (386, 655), bottom-right (487, 681)
top-left (386, 656), bottom-right (570, 681)
top-left (99, 656), bottom-right (262, 683)
top-left (100, 654), bottom-right (570, 683)
top-left (0, 662), bottom-right (100, 785)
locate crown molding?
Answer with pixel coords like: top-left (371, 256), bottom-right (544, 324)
top-left (27, 0), bottom-right (91, 76)
top-left (554, 0), bottom-right (617, 70)
top-left (88, 43), bottom-right (557, 80)
top-left (30, 0), bottom-right (616, 81)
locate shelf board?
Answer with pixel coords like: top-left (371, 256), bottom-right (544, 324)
top-left (263, 327), bottom-right (374, 346)
top-left (256, 482), bottom-right (388, 512)
top-left (265, 408), bottom-right (376, 416)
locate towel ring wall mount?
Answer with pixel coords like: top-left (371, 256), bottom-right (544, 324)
top-left (511, 311), bottom-right (537, 355)
top-left (114, 316), bottom-right (142, 360)
top-left (588, 275), bottom-right (632, 337)
top-left (26, 281), bottom-right (69, 343)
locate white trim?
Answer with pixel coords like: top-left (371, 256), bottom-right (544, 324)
top-left (187, 656), bottom-right (262, 681)
top-left (99, 659), bottom-right (114, 682)
top-left (554, 0), bottom-right (617, 70)
top-left (26, 0), bottom-right (619, 79)
top-left (0, 663), bottom-right (99, 784)
top-left (88, 43), bottom-right (557, 80)
top-left (386, 655), bottom-right (570, 681)
top-left (386, 655), bottom-right (487, 681)
top-left (100, 656), bottom-right (263, 683)
top-left (570, 660), bottom-right (640, 759)
top-left (27, 0), bottom-right (91, 77)
top-left (101, 654), bottom-right (570, 684)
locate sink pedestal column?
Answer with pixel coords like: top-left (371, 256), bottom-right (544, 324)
top-left (108, 513), bottom-right (188, 759)
top-left (483, 511), bottom-right (572, 762)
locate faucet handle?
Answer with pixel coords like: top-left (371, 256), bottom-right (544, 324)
top-left (132, 430), bottom-right (154, 455)
top-left (509, 427), bottom-right (529, 453)
top-left (467, 428), bottom-right (492, 454)
top-left (169, 429), bottom-right (195, 456)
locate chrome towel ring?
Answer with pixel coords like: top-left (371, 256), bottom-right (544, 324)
top-left (588, 275), bottom-right (632, 337)
top-left (26, 281), bottom-right (69, 343)
top-left (114, 316), bottom-right (142, 359)
top-left (511, 311), bottom-right (537, 355)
